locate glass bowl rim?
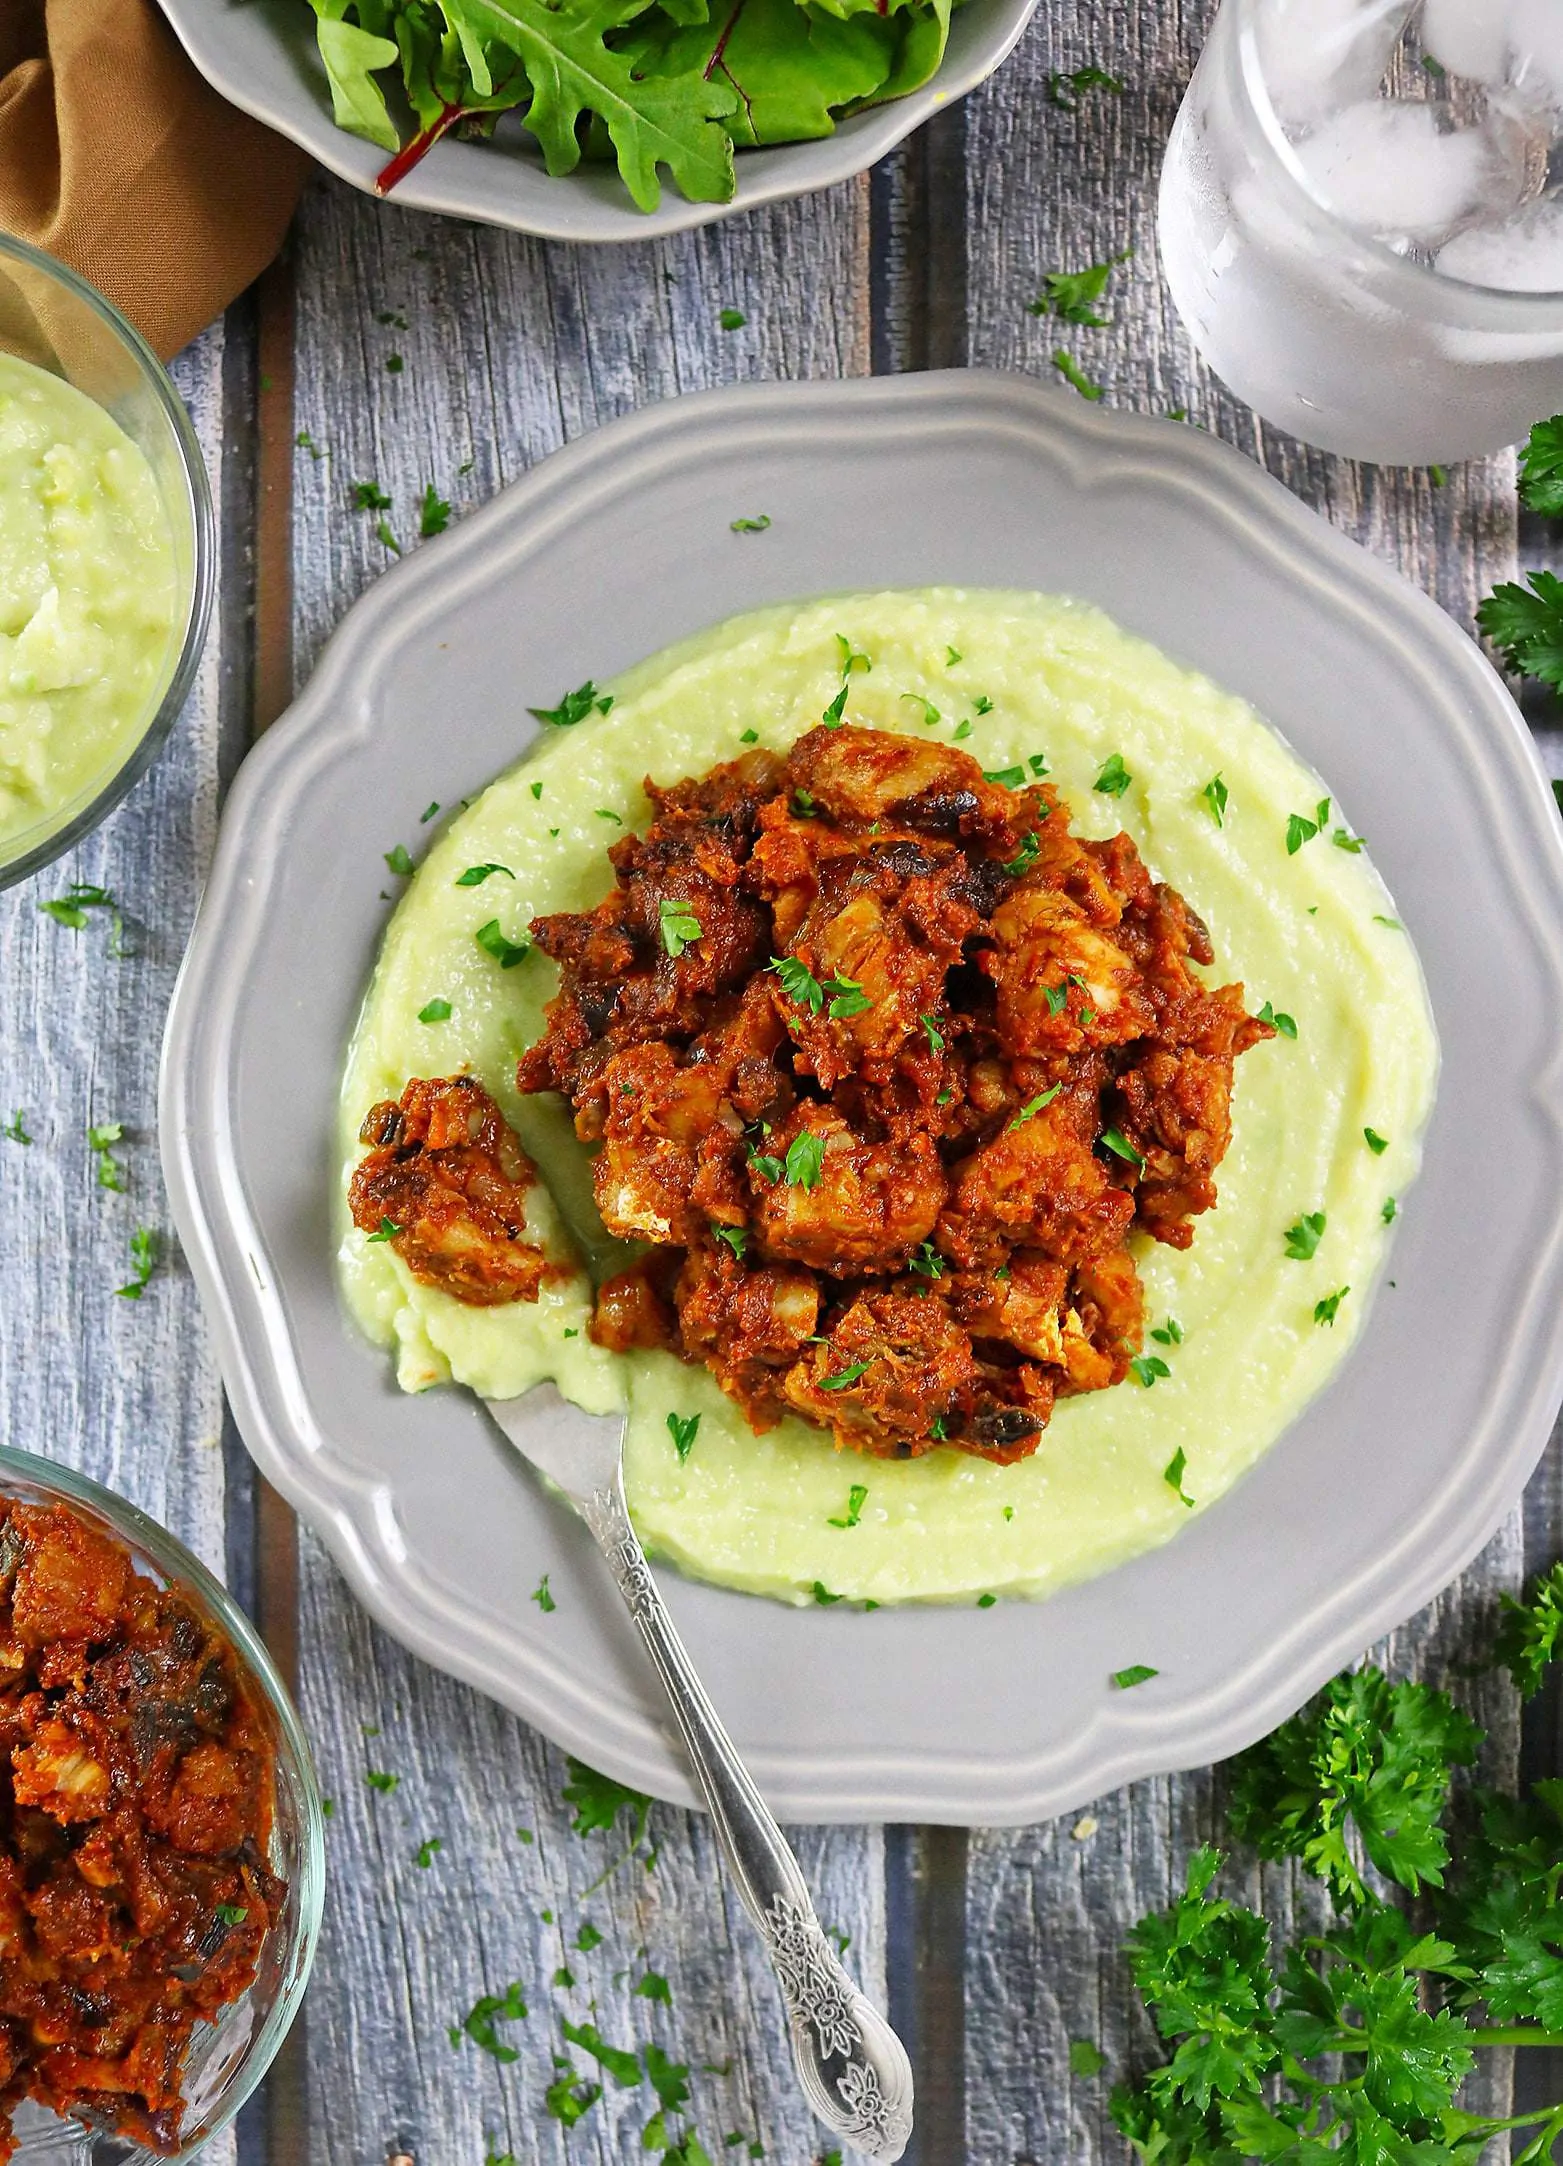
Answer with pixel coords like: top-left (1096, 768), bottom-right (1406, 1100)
top-left (1228, 0), bottom-right (1563, 312)
top-left (0, 1442), bottom-right (325, 2159)
top-left (0, 233), bottom-right (216, 894)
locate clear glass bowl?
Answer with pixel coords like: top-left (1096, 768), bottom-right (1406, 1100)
top-left (0, 235), bottom-right (214, 890)
top-left (0, 1448), bottom-right (324, 2161)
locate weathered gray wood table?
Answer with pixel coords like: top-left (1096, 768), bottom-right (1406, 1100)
top-left (8, 0), bottom-right (1562, 2158)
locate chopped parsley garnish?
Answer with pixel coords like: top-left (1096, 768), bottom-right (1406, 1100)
top-left (594, 807), bottom-right (622, 823)
top-left (374, 518), bottom-right (400, 554)
top-left (419, 483), bottom-right (452, 537)
top-left (1010, 1083), bottom-right (1063, 1129)
top-left (739, 727), bottom-right (759, 743)
top-left (900, 692), bottom-right (941, 726)
top-left (1094, 752), bottom-right (1132, 797)
top-left (1101, 1126), bottom-right (1144, 1168)
top-left (351, 480), bottom-right (391, 510)
top-left (1331, 828), bottom-right (1364, 853)
top-left (821, 1360), bottom-right (871, 1391)
top-left (1164, 1447), bottom-right (1195, 1506)
top-left (812, 1581), bottom-right (843, 1605)
top-left (825, 975), bottom-right (871, 1020)
top-left (1286, 798), bottom-right (1332, 853)
top-left (822, 682), bottom-right (850, 728)
top-left (385, 353), bottom-right (404, 374)
top-left (935, 1088), bottom-right (953, 1105)
top-left (1029, 251), bottom-right (1131, 327)
top-left (365, 1770), bottom-right (399, 1794)
top-left (953, 719), bottom-right (973, 740)
top-left (415, 1836), bottom-right (443, 1867)
top-left (475, 920), bottom-right (530, 968)
top-left (748, 1147), bottom-right (784, 1184)
top-left (456, 862), bottom-right (514, 886)
top-left (384, 843), bottom-right (414, 876)
top-left (977, 1593), bottom-right (997, 1608)
top-left (1052, 349), bottom-right (1105, 401)
top-left (1518, 414), bottom-right (1563, 516)
top-left (1201, 773), bottom-right (1228, 826)
top-left (450, 1981), bottom-right (527, 2061)
top-left (543, 2076), bottom-right (602, 2126)
top-left (561, 2024), bottom-right (647, 2094)
top-left (791, 787), bottom-right (816, 817)
top-left (659, 896), bottom-right (703, 957)
top-left (1003, 830), bottom-right (1041, 877)
top-left (1257, 1000), bottom-right (1297, 1039)
top-left (909, 1242), bottom-right (945, 1279)
top-left (731, 514), bottom-right (771, 533)
top-left (1314, 1286), bottom-right (1349, 1327)
top-left (531, 1575), bottom-right (556, 1613)
top-left (1112, 1664), bottom-right (1158, 1689)
top-left (1, 1111), bottom-right (30, 1145)
top-left (215, 1903), bottom-right (249, 1927)
top-left (1382, 1196), bottom-right (1398, 1223)
top-left (1069, 2038), bottom-right (1107, 2078)
top-left (771, 954), bottom-right (823, 1010)
top-left (712, 1224), bottom-right (747, 1259)
top-left (829, 1483), bottom-right (868, 1528)
top-left (562, 1757), bottom-right (651, 1845)
top-left (837, 635), bottom-right (871, 675)
top-left (420, 800), bottom-right (440, 822)
top-left (1364, 1127), bottom-right (1389, 1155)
top-left (719, 306), bottom-right (747, 330)
top-left (1028, 750), bottom-right (1047, 773)
top-left (946, 645), bottom-right (962, 665)
top-left (1283, 1210), bottom-right (1326, 1260)
top-left (1130, 1353), bottom-right (1171, 1388)
top-left (528, 681), bottom-right (612, 728)
top-left (984, 764), bottom-right (1026, 788)
top-left (1374, 914), bottom-right (1402, 929)
top-left (973, 694), bottom-right (996, 716)
top-left (1045, 984), bottom-right (1068, 1018)
top-left (635, 1970), bottom-right (672, 2004)
top-left (417, 998), bottom-right (452, 1022)
top-left (115, 1227), bottom-right (160, 1301)
top-left (87, 1122), bottom-right (127, 1192)
top-left (41, 882), bottom-right (126, 952)
top-left (295, 428), bottom-right (325, 459)
top-left (1046, 63), bottom-right (1125, 106)
top-left (920, 1012), bottom-right (946, 1053)
top-left (1150, 1316), bottom-right (1183, 1346)
top-left (575, 1921), bottom-right (603, 1951)
top-left (666, 1412), bottom-right (700, 1463)
top-left (784, 1129), bottom-right (826, 1188)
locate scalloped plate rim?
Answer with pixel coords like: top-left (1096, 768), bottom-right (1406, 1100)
top-left (161, 371), bottom-right (1563, 1823)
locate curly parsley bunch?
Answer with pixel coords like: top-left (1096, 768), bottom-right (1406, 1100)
top-left (1112, 1564), bottom-right (1563, 2166)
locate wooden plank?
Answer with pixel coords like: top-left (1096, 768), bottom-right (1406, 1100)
top-left (958, 2), bottom-right (1534, 2157)
top-left (286, 167), bottom-right (885, 2163)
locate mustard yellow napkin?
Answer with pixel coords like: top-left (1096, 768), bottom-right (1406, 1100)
top-left (0, 0), bottom-right (307, 360)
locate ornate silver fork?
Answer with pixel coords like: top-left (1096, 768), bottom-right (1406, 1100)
top-left (485, 1385), bottom-right (915, 2165)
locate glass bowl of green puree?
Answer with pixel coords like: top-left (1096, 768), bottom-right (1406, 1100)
top-left (0, 234), bottom-right (213, 888)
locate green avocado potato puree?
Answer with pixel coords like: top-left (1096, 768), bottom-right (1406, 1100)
top-left (0, 354), bottom-right (179, 855)
top-left (337, 589), bottom-right (1438, 1608)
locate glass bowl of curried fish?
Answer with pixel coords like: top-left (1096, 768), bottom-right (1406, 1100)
top-left (0, 1448), bottom-right (323, 2162)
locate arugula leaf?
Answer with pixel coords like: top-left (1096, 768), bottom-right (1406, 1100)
top-left (625, 0), bottom-right (897, 148)
top-left (1479, 571), bottom-right (1563, 690)
top-left (1227, 1667), bottom-right (1481, 1902)
top-left (1519, 416), bottom-right (1563, 517)
top-left (308, 5), bottom-right (401, 151)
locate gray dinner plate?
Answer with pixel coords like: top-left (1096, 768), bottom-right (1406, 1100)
top-left (161, 371), bottom-right (1563, 1824)
top-left (153, 0), bottom-right (1037, 242)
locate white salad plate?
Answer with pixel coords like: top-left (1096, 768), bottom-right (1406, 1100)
top-left (153, 0), bottom-right (1036, 242)
top-left (161, 371), bottom-right (1563, 1825)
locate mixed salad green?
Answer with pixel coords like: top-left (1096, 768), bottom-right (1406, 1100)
top-left (306, 0), bottom-right (958, 212)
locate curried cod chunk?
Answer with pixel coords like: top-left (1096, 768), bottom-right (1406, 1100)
top-left (349, 1074), bottom-right (547, 1305)
top-left (516, 719), bottom-right (1269, 1459)
top-left (9, 1506), bottom-right (131, 1649)
top-left (751, 1106), bottom-right (945, 1277)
